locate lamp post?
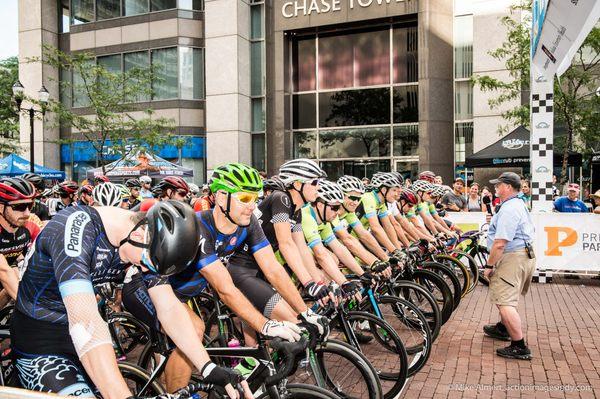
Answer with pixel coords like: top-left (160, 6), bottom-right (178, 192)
top-left (12, 81), bottom-right (49, 173)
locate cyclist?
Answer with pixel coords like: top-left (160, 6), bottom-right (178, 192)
top-left (261, 177), bottom-right (286, 199)
top-left (12, 201), bottom-right (252, 399)
top-left (355, 173), bottom-right (404, 259)
top-left (47, 181), bottom-right (78, 217)
top-left (194, 184), bottom-right (215, 211)
top-left (410, 180), bottom-right (456, 239)
top-left (334, 176), bottom-right (392, 275)
top-left (94, 175), bottom-right (109, 185)
top-left (0, 178), bottom-right (41, 307)
top-left (396, 188), bottom-right (435, 242)
top-left (158, 163), bottom-right (319, 392)
top-left (188, 183), bottom-right (200, 208)
top-left (115, 184), bottom-right (131, 209)
top-left (139, 175), bottom-right (153, 198)
top-left (78, 184), bottom-right (95, 206)
top-left (381, 173), bottom-right (414, 248)
top-left (92, 182), bottom-right (122, 207)
top-left (299, 180), bottom-right (364, 299)
top-left (21, 173), bottom-right (50, 221)
top-left (134, 176), bottom-right (189, 212)
top-left (125, 179), bottom-right (143, 209)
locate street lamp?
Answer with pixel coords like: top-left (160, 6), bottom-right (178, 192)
top-left (12, 81), bottom-right (49, 173)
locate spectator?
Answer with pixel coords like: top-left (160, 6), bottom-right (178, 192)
top-left (362, 177), bottom-right (370, 186)
top-left (518, 180), bottom-right (532, 210)
top-left (589, 190), bottom-right (600, 215)
top-left (404, 178), bottom-right (412, 187)
top-left (554, 183), bottom-right (588, 213)
top-left (552, 175), bottom-right (560, 199)
top-left (441, 178), bottom-right (468, 212)
top-left (481, 186), bottom-right (494, 215)
top-left (139, 175), bottom-right (153, 198)
top-left (434, 175), bottom-right (443, 185)
top-left (467, 183), bottom-right (482, 212)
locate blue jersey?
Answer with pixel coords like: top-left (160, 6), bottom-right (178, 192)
top-left (553, 196), bottom-right (589, 213)
top-left (16, 206), bottom-right (127, 324)
top-left (168, 210), bottom-right (270, 298)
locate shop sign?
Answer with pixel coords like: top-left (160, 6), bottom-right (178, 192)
top-left (281, 0), bottom-right (405, 18)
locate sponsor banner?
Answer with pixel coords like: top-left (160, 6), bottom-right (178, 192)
top-left (532, 213), bottom-right (600, 271)
top-left (444, 212), bottom-right (488, 234)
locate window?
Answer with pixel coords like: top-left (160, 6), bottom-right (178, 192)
top-left (97, 54), bottom-right (121, 74)
top-left (293, 131), bottom-right (317, 158)
top-left (72, 0), bottom-right (94, 24)
top-left (393, 125), bottom-right (419, 156)
top-left (124, 51), bottom-right (150, 102)
top-left (292, 94), bottom-right (316, 129)
top-left (292, 37), bottom-right (316, 92)
top-left (59, 67), bottom-right (72, 107)
top-left (179, 0), bottom-right (204, 10)
top-left (251, 134), bottom-right (265, 172)
top-left (123, 0), bottom-right (148, 16)
top-left (250, 42), bottom-right (264, 96)
top-left (251, 4), bottom-right (263, 39)
top-left (319, 88), bottom-right (390, 128)
top-left (454, 80), bottom-right (472, 120)
top-left (151, 0), bottom-right (176, 11)
top-left (97, 0), bottom-right (120, 20)
top-left (454, 15), bottom-right (473, 79)
top-left (251, 98), bottom-right (265, 132)
top-left (455, 122), bottom-right (473, 163)
top-left (393, 25), bottom-right (418, 83)
top-left (319, 127), bottom-right (390, 159)
top-left (60, 0), bottom-right (70, 33)
top-left (152, 48), bottom-right (178, 100)
top-left (179, 47), bottom-right (204, 100)
top-left (393, 85), bottom-right (418, 123)
top-left (73, 60), bottom-right (94, 107)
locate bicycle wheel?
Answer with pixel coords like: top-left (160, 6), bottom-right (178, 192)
top-left (108, 312), bottom-right (151, 358)
top-left (470, 245), bottom-right (490, 286)
top-left (433, 254), bottom-right (471, 297)
top-left (344, 311), bottom-right (408, 399)
top-left (364, 296), bottom-right (432, 377)
top-left (119, 361), bottom-right (166, 396)
top-left (390, 281), bottom-right (442, 342)
top-left (447, 250), bottom-right (479, 294)
top-left (256, 383), bottom-right (341, 398)
top-left (421, 262), bottom-right (462, 310)
top-left (288, 339), bottom-right (383, 399)
top-left (403, 269), bottom-right (454, 324)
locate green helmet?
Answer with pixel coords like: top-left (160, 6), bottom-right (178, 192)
top-left (209, 163), bottom-right (263, 194)
top-left (115, 183), bottom-right (130, 199)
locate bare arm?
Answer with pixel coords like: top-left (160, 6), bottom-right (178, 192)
top-left (292, 231), bottom-right (327, 283)
top-left (389, 215), bottom-right (411, 247)
top-left (418, 210), bottom-right (439, 235)
top-left (275, 223), bottom-right (317, 285)
top-left (486, 239), bottom-right (507, 266)
top-left (327, 239), bottom-right (364, 276)
top-left (254, 245), bottom-right (308, 314)
top-left (398, 215), bottom-right (434, 241)
top-left (368, 216), bottom-right (397, 252)
top-left (380, 215), bottom-right (402, 249)
top-left (200, 262), bottom-right (267, 332)
top-left (312, 242), bottom-right (348, 284)
top-left (0, 255), bottom-right (18, 300)
top-left (353, 224), bottom-right (389, 261)
top-left (336, 228), bottom-right (379, 266)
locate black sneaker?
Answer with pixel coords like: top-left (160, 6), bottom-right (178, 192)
top-left (496, 345), bottom-right (532, 360)
top-left (354, 331), bottom-right (374, 344)
top-left (483, 323), bottom-right (510, 341)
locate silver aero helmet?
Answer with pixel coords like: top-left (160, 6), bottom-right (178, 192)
top-left (92, 182), bottom-right (122, 207)
top-left (278, 158), bottom-right (327, 187)
top-left (188, 183), bottom-right (200, 196)
top-left (371, 172), bottom-right (401, 189)
top-left (410, 179), bottom-right (434, 193)
top-left (389, 171), bottom-right (405, 187)
top-left (316, 180), bottom-right (345, 204)
top-left (140, 175), bottom-right (152, 185)
top-left (430, 184), bottom-right (448, 197)
top-left (337, 175), bottom-right (365, 194)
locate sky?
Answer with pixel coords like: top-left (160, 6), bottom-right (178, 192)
top-left (0, 0), bottom-right (18, 60)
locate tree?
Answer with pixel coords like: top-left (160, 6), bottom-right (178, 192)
top-left (472, 0), bottom-right (600, 182)
top-left (0, 56), bottom-right (21, 156)
top-left (29, 46), bottom-right (184, 174)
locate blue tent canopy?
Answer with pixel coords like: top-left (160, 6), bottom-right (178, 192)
top-left (0, 154), bottom-right (66, 180)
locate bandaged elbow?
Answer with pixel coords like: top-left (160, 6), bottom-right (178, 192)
top-left (64, 292), bottom-right (113, 358)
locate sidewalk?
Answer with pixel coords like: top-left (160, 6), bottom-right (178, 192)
top-left (400, 277), bottom-right (600, 399)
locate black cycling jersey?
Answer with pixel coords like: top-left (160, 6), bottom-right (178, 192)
top-left (252, 190), bottom-right (302, 253)
top-left (166, 210), bottom-right (269, 299)
top-left (31, 200), bottom-right (50, 221)
top-left (0, 222), bottom-right (39, 268)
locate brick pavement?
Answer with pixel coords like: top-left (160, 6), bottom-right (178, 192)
top-left (399, 277), bottom-right (600, 399)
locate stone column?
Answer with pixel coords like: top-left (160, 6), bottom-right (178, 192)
top-left (417, 0), bottom-right (454, 182)
top-left (204, 0), bottom-right (252, 173)
top-left (18, 0), bottom-right (60, 169)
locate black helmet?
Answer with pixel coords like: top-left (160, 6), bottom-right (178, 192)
top-left (22, 173), bottom-right (44, 190)
top-left (125, 178), bottom-right (141, 189)
top-left (146, 200), bottom-right (200, 276)
top-left (0, 177), bottom-right (36, 203)
top-left (262, 176), bottom-right (286, 193)
top-left (151, 182), bottom-right (165, 198)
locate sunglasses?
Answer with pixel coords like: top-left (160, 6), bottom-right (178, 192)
top-left (346, 195), bottom-right (361, 202)
top-left (122, 198), bottom-right (130, 203)
top-left (176, 189), bottom-right (189, 197)
top-left (9, 202), bottom-right (33, 212)
top-left (231, 191), bottom-right (259, 204)
top-left (328, 204), bottom-right (341, 212)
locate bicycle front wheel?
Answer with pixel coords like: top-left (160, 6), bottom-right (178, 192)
top-left (119, 361), bottom-right (166, 396)
top-left (257, 383), bottom-right (341, 399)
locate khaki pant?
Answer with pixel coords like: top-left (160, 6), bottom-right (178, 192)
top-left (489, 249), bottom-right (536, 307)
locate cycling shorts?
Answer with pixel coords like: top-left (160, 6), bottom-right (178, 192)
top-left (227, 264), bottom-right (281, 318)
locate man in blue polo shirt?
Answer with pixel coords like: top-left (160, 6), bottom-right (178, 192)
top-left (482, 172), bottom-right (536, 360)
top-left (554, 183), bottom-right (589, 213)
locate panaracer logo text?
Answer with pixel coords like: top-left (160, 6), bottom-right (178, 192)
top-left (545, 227), bottom-right (600, 256)
top-left (502, 139), bottom-right (529, 150)
top-left (65, 211), bottom-right (91, 257)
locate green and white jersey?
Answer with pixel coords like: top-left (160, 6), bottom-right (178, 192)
top-left (354, 191), bottom-right (389, 229)
top-left (300, 204), bottom-right (337, 248)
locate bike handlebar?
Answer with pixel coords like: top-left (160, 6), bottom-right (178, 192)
top-left (264, 337), bottom-right (308, 386)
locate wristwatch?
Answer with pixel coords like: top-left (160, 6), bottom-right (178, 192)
top-left (484, 265), bottom-right (494, 269)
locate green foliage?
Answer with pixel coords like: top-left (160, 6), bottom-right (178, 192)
top-left (0, 56), bottom-right (21, 156)
top-left (28, 46), bottom-right (182, 173)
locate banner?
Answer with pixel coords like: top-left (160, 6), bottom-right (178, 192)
top-left (443, 212), bottom-right (488, 234)
top-left (532, 213), bottom-right (600, 271)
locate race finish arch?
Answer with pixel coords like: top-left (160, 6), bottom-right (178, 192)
top-left (530, 0), bottom-right (600, 211)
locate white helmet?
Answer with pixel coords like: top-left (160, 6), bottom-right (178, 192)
top-left (411, 180), bottom-right (434, 193)
top-left (188, 183), bottom-right (200, 195)
top-left (92, 182), bottom-right (122, 207)
top-left (316, 180), bottom-right (344, 204)
top-left (278, 158), bottom-right (327, 187)
top-left (430, 184), bottom-right (448, 197)
top-left (371, 173), bottom-right (402, 189)
top-left (140, 176), bottom-right (152, 184)
top-left (337, 175), bottom-right (365, 194)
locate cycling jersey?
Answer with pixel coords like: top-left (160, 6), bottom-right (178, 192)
top-left (300, 205), bottom-right (339, 248)
top-left (253, 190), bottom-right (302, 252)
top-left (194, 196), bottom-right (214, 212)
top-left (336, 211), bottom-right (361, 231)
top-left (387, 202), bottom-right (400, 217)
top-left (31, 200), bottom-right (50, 221)
top-left (47, 198), bottom-right (71, 217)
top-left (428, 203), bottom-right (438, 216)
top-left (406, 206), bottom-right (417, 219)
top-left (0, 220), bottom-right (40, 268)
top-left (138, 198), bottom-right (158, 212)
top-left (129, 196), bottom-right (142, 209)
top-left (354, 191), bottom-right (389, 229)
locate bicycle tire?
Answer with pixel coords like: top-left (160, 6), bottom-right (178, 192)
top-left (399, 269), bottom-right (454, 324)
top-left (389, 281), bottom-right (442, 342)
top-left (256, 383), bottom-right (341, 399)
top-left (470, 245), bottom-right (490, 286)
top-left (108, 312), bottom-right (151, 357)
top-left (119, 361), bottom-right (166, 396)
top-left (433, 253), bottom-right (472, 297)
top-left (447, 250), bottom-right (479, 294)
top-left (364, 296), bottom-right (432, 377)
top-left (289, 339), bottom-right (383, 399)
top-left (420, 261), bottom-right (462, 310)
top-left (336, 311), bottom-right (408, 399)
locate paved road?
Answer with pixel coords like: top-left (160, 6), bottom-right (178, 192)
top-left (399, 277), bottom-right (600, 399)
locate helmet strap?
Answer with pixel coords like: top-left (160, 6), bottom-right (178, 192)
top-left (342, 204), bottom-right (351, 214)
top-left (218, 192), bottom-right (251, 228)
top-left (380, 187), bottom-right (388, 202)
top-left (119, 218), bottom-right (150, 249)
top-left (315, 201), bottom-right (327, 223)
top-left (291, 182), bottom-right (309, 205)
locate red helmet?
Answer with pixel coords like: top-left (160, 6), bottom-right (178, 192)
top-left (94, 175), bottom-right (109, 184)
top-left (418, 171), bottom-right (436, 183)
top-left (161, 176), bottom-right (189, 194)
top-left (400, 188), bottom-right (419, 205)
top-left (58, 181), bottom-right (79, 196)
top-left (0, 177), bottom-right (36, 203)
top-left (79, 184), bottom-right (94, 196)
